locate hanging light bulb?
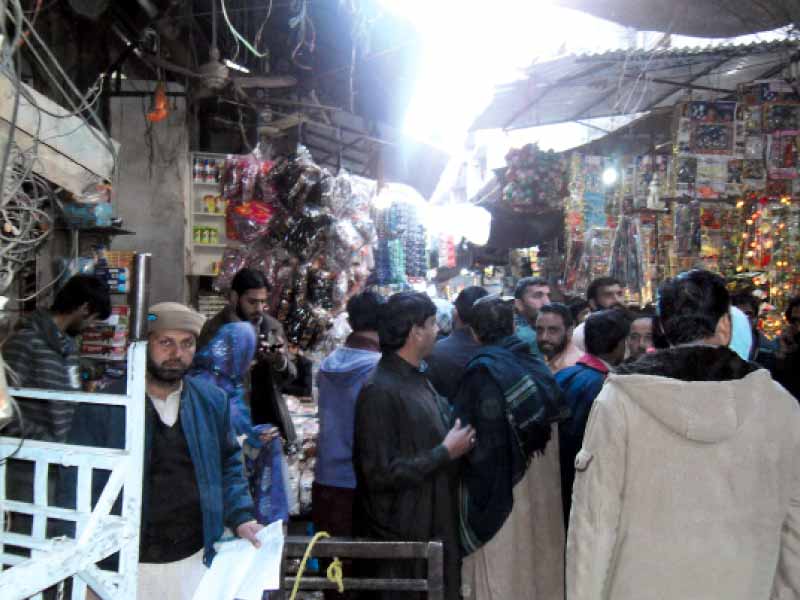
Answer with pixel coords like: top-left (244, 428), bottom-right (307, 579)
top-left (602, 168), bottom-right (618, 186)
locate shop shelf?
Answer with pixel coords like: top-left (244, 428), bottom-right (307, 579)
top-left (192, 181), bottom-right (222, 187)
top-left (59, 226), bottom-right (135, 235)
top-left (80, 354), bottom-right (127, 362)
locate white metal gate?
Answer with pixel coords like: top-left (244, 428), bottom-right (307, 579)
top-left (0, 341), bottom-right (146, 600)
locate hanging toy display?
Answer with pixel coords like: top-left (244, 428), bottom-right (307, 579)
top-left (502, 143), bottom-right (568, 214)
top-left (609, 215), bottom-right (644, 297)
top-left (371, 183), bottom-right (430, 286)
top-left (214, 146), bottom-right (377, 351)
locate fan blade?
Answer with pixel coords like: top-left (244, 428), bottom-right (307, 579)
top-left (231, 75), bottom-right (298, 89)
top-left (142, 54), bottom-right (202, 79)
top-left (257, 113), bottom-right (305, 137)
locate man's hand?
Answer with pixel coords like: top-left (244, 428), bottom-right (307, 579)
top-left (236, 520), bottom-right (264, 548)
top-left (442, 418), bottom-right (476, 460)
top-left (258, 340), bottom-right (289, 371)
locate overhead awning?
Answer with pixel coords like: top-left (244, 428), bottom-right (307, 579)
top-left (471, 39), bottom-right (799, 132)
top-left (554, 0), bottom-right (799, 38)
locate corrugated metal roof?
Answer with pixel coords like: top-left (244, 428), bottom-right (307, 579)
top-left (298, 110), bottom-right (449, 199)
top-left (553, 0), bottom-right (798, 38)
top-left (570, 38), bottom-right (796, 60)
top-left (472, 39), bottom-right (799, 131)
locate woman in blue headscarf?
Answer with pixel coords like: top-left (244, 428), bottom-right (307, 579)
top-left (190, 322), bottom-right (289, 525)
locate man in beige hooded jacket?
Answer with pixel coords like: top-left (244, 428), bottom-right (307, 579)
top-left (566, 269), bottom-right (800, 600)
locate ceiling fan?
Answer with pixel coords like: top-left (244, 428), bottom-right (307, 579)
top-left (143, 0), bottom-right (297, 99)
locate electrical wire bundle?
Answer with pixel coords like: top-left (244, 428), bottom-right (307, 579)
top-left (0, 144), bottom-right (54, 295)
top-left (0, 0), bottom-right (117, 300)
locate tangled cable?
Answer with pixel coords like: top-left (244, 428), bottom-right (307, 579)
top-left (0, 0), bottom-right (115, 298)
top-left (0, 146), bottom-right (54, 295)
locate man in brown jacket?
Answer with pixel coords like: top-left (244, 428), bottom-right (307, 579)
top-left (199, 268), bottom-right (297, 442)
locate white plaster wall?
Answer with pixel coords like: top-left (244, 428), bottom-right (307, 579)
top-left (110, 81), bottom-right (189, 305)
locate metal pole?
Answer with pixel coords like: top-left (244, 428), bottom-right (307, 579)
top-left (131, 253), bottom-right (151, 341)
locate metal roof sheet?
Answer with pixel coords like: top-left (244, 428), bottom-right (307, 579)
top-left (472, 39), bottom-right (799, 131)
top-left (553, 0), bottom-right (798, 38)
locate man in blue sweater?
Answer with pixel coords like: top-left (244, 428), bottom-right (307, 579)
top-left (66, 302), bottom-right (261, 599)
top-left (557, 309), bottom-right (630, 525)
top-left (313, 291), bottom-right (384, 572)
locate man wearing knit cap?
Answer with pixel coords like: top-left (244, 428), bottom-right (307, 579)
top-left (67, 302), bottom-right (262, 600)
top-left (137, 302), bottom-right (262, 598)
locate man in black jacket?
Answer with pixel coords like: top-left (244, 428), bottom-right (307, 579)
top-left (354, 292), bottom-right (475, 600)
top-left (774, 296), bottom-right (800, 401)
top-left (426, 286), bottom-right (488, 401)
top-left (199, 268), bottom-right (297, 442)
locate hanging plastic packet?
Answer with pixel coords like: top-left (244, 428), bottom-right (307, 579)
top-left (229, 201), bottom-right (275, 243)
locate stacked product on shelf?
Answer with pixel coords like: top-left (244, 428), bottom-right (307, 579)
top-left (197, 293), bottom-right (227, 320)
top-left (509, 246), bottom-right (541, 279)
top-left (77, 248), bottom-right (136, 392)
top-left (80, 305), bottom-right (130, 362)
top-left (192, 157), bottom-right (225, 185)
top-left (284, 395), bottom-right (319, 516)
top-left (190, 152), bottom-right (235, 276)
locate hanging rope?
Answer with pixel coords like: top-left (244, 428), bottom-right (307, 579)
top-left (288, 531), bottom-right (344, 600)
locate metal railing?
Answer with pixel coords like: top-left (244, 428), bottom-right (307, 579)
top-left (0, 342), bottom-right (147, 600)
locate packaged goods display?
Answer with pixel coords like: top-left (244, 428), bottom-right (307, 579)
top-left (371, 183), bottom-right (430, 285)
top-left (562, 80), bottom-right (800, 315)
top-left (502, 143), bottom-right (569, 214)
top-left (80, 305), bottom-right (130, 361)
top-left (214, 147), bottom-right (377, 351)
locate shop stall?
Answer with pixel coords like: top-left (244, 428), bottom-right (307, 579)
top-left (188, 146), bottom-right (374, 517)
top-left (561, 80), bottom-right (800, 326)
